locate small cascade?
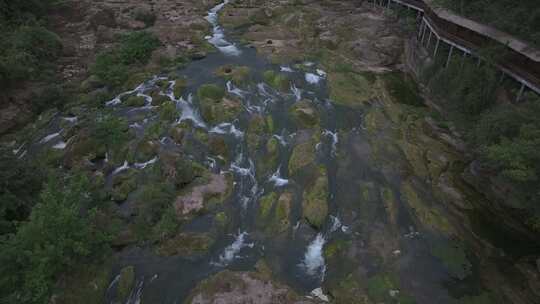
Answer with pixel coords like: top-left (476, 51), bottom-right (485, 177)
top-left (212, 231), bottom-right (254, 267)
top-left (176, 94), bottom-right (207, 129)
top-left (40, 131), bottom-right (61, 144)
top-left (134, 157), bottom-right (158, 169)
top-left (322, 129), bottom-right (338, 157)
top-left (205, 0), bottom-right (241, 56)
top-left (300, 233), bottom-right (327, 280)
top-left (269, 166), bottom-right (289, 187)
top-left (291, 83), bottom-right (302, 101)
top-left (112, 161), bottom-right (130, 175)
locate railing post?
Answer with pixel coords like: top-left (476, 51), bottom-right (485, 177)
top-left (421, 21), bottom-right (428, 45)
top-left (516, 82), bottom-right (525, 102)
top-left (433, 38), bottom-right (440, 57)
top-left (445, 45), bottom-right (454, 68)
top-left (427, 29), bottom-right (433, 48)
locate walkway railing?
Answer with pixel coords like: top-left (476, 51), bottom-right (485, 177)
top-left (370, 0), bottom-right (540, 101)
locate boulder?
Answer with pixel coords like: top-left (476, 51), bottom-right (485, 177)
top-left (156, 233), bottom-right (215, 257)
top-left (289, 99), bottom-right (320, 129)
top-left (116, 266), bottom-right (135, 303)
top-left (302, 167), bottom-right (329, 229)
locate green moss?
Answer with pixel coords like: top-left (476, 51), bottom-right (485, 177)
top-left (159, 100), bottom-right (178, 122)
top-left (303, 168), bottom-right (329, 229)
top-left (288, 140), bottom-right (317, 176)
top-left (214, 212), bottom-right (228, 228)
top-left (324, 239), bottom-right (351, 259)
top-left (156, 233), bottom-right (215, 257)
top-left (197, 84), bottom-right (225, 102)
top-left (328, 71), bottom-right (375, 107)
top-left (117, 266), bottom-right (135, 303)
top-left (400, 180), bottom-right (454, 236)
top-left (263, 70), bottom-right (290, 91)
top-left (367, 273), bottom-right (398, 302)
top-left (258, 192), bottom-right (278, 220)
top-left (431, 241), bottom-right (472, 279)
top-left (215, 65), bottom-right (251, 85)
top-left (266, 115), bottom-right (274, 133)
top-left (173, 77), bottom-right (187, 98)
top-left (289, 99), bottom-right (320, 129)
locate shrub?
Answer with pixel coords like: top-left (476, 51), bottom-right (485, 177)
top-left (118, 31), bottom-right (161, 65)
top-left (91, 51), bottom-right (129, 88)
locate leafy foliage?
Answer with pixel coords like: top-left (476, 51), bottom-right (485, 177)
top-left (90, 31), bottom-right (160, 88)
top-left (0, 149), bottom-right (43, 235)
top-left (0, 174), bottom-right (111, 303)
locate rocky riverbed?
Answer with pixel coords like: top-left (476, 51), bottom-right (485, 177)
top-left (2, 1), bottom-right (539, 303)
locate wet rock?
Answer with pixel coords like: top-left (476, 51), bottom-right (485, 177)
top-left (288, 133), bottom-right (318, 177)
top-left (366, 273), bottom-right (414, 303)
top-left (185, 270), bottom-right (317, 304)
top-left (117, 266), bottom-right (135, 303)
top-left (89, 8), bottom-right (116, 30)
top-left (150, 92), bottom-right (169, 106)
top-left (401, 142), bottom-right (429, 179)
top-left (215, 65), bottom-right (251, 85)
top-left (156, 233), bottom-right (215, 257)
top-left (208, 135), bottom-right (229, 160)
top-left (289, 99), bottom-right (320, 129)
top-left (400, 179), bottom-right (455, 236)
top-left (173, 77), bottom-right (187, 98)
top-left (303, 167), bottom-right (329, 229)
top-left (159, 100), bottom-right (178, 122)
top-left (263, 70), bottom-right (290, 92)
top-left (198, 84), bottom-right (242, 124)
top-left (80, 75), bottom-right (104, 92)
top-left (327, 72), bottom-right (375, 107)
top-left (247, 114), bottom-right (270, 152)
top-left (257, 191), bottom-right (293, 234)
top-left (174, 173), bottom-right (233, 216)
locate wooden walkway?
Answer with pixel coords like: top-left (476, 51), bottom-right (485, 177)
top-left (370, 0), bottom-right (540, 100)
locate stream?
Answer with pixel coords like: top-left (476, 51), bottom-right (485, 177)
top-left (19, 1), bottom-right (523, 303)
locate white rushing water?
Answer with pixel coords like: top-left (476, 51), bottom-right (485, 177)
top-left (291, 83), bottom-right (302, 101)
top-left (40, 132), bottom-right (61, 144)
top-left (213, 231), bottom-right (254, 266)
top-left (280, 66), bottom-right (294, 72)
top-left (113, 160), bottom-right (130, 175)
top-left (269, 166), bottom-right (289, 187)
top-left (210, 122), bottom-right (244, 139)
top-left (176, 94), bottom-right (207, 129)
top-left (205, 0), bottom-right (241, 56)
top-left (226, 80), bottom-right (247, 98)
top-left (329, 215), bottom-right (349, 233)
top-left (52, 141), bottom-right (67, 150)
top-left (134, 157), bottom-right (158, 169)
top-left (305, 73), bottom-right (322, 85)
top-left (301, 233), bottom-right (327, 279)
top-left (323, 129), bottom-right (338, 157)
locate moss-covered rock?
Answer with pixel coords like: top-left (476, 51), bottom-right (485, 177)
top-left (173, 77), bottom-right (187, 98)
top-left (328, 71), bottom-right (375, 107)
top-left (208, 135), bottom-right (229, 160)
top-left (288, 138), bottom-right (317, 177)
top-left (366, 272), bottom-right (415, 303)
top-left (247, 114), bottom-right (270, 152)
top-left (400, 180), bottom-right (454, 236)
top-left (135, 140), bottom-right (159, 162)
top-left (302, 167), bottom-right (329, 229)
top-left (150, 92), bottom-right (170, 106)
top-left (117, 266), bottom-right (135, 303)
top-left (111, 169), bottom-right (138, 202)
top-left (123, 95), bottom-right (146, 107)
top-left (185, 270), bottom-right (315, 304)
top-left (198, 84), bottom-right (242, 124)
top-left (215, 65), bottom-right (251, 85)
top-left (289, 99), bottom-right (320, 129)
top-left (156, 233), bottom-right (215, 257)
top-left (159, 100), bottom-right (178, 122)
top-left (263, 70), bottom-right (290, 92)
top-left (257, 191), bottom-right (292, 235)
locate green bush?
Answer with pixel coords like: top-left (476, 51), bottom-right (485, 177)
top-left (118, 31), bottom-right (161, 65)
top-left (91, 51), bottom-right (129, 88)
